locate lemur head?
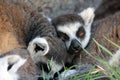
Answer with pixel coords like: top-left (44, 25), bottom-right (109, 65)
top-left (52, 7), bottom-right (95, 54)
top-left (27, 36), bottom-right (69, 77)
top-left (0, 49), bottom-right (39, 80)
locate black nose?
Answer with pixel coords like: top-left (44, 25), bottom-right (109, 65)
top-left (69, 39), bottom-right (82, 54)
top-left (72, 41), bottom-right (80, 50)
top-left (72, 39), bottom-right (81, 50)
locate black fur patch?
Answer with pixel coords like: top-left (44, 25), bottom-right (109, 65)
top-left (52, 14), bottom-right (84, 27)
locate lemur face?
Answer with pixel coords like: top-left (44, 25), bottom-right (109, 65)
top-left (52, 8), bottom-right (95, 54)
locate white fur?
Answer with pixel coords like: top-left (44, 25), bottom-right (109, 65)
top-left (109, 49), bottom-right (120, 67)
top-left (57, 7), bottom-right (95, 50)
top-left (58, 22), bottom-right (82, 48)
top-left (79, 7), bottom-right (95, 25)
top-left (57, 21), bottom-right (91, 49)
top-left (50, 61), bottom-right (63, 75)
top-left (59, 69), bottom-right (77, 79)
top-left (81, 22), bottom-right (92, 48)
top-left (8, 57), bottom-right (26, 73)
top-left (27, 37), bottom-right (63, 76)
top-left (27, 37), bottom-right (50, 64)
top-left (42, 13), bottom-right (52, 22)
top-left (28, 37), bottom-right (49, 56)
top-left (0, 55), bottom-right (27, 80)
top-left (79, 7), bottom-right (95, 48)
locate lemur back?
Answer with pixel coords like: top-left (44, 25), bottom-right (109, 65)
top-left (0, 0), bottom-right (29, 53)
top-left (0, 0), bottom-right (69, 79)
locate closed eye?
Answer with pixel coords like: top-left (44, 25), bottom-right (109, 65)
top-left (57, 31), bottom-right (69, 41)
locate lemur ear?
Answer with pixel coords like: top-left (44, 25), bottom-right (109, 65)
top-left (79, 7), bottom-right (95, 26)
top-left (7, 55), bottom-right (26, 73)
top-left (27, 37), bottom-right (50, 57)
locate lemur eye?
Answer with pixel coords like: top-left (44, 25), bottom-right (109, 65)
top-left (57, 31), bottom-right (69, 41)
top-left (76, 27), bottom-right (85, 38)
top-left (79, 32), bottom-right (84, 36)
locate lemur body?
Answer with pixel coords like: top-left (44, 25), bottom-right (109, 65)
top-left (0, 48), bottom-right (39, 80)
top-left (0, 0), bottom-right (29, 54)
top-left (0, 0), bottom-right (69, 78)
top-left (77, 11), bottom-right (120, 67)
top-left (93, 12), bottom-right (120, 67)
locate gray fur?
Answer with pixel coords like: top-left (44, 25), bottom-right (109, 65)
top-left (0, 48), bottom-right (39, 80)
top-left (0, 0), bottom-right (69, 79)
top-left (51, 7), bottom-right (95, 55)
top-left (52, 14), bottom-right (84, 26)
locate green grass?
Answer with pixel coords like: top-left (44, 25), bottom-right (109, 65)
top-left (40, 37), bottom-right (120, 80)
top-left (62, 38), bottom-right (120, 80)
top-left (80, 38), bottom-right (120, 80)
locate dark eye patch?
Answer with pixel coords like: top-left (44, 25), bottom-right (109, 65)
top-left (76, 27), bottom-right (85, 38)
top-left (57, 31), bottom-right (69, 41)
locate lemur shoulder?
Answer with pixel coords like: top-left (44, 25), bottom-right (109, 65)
top-left (0, 0), bottom-right (70, 79)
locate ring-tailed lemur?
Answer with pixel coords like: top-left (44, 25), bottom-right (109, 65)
top-left (24, 2), bottom-right (69, 79)
top-left (0, 48), bottom-right (39, 80)
top-left (0, 0), bottom-right (69, 78)
top-left (26, 5), bottom-right (69, 78)
top-left (52, 7), bottom-right (95, 55)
